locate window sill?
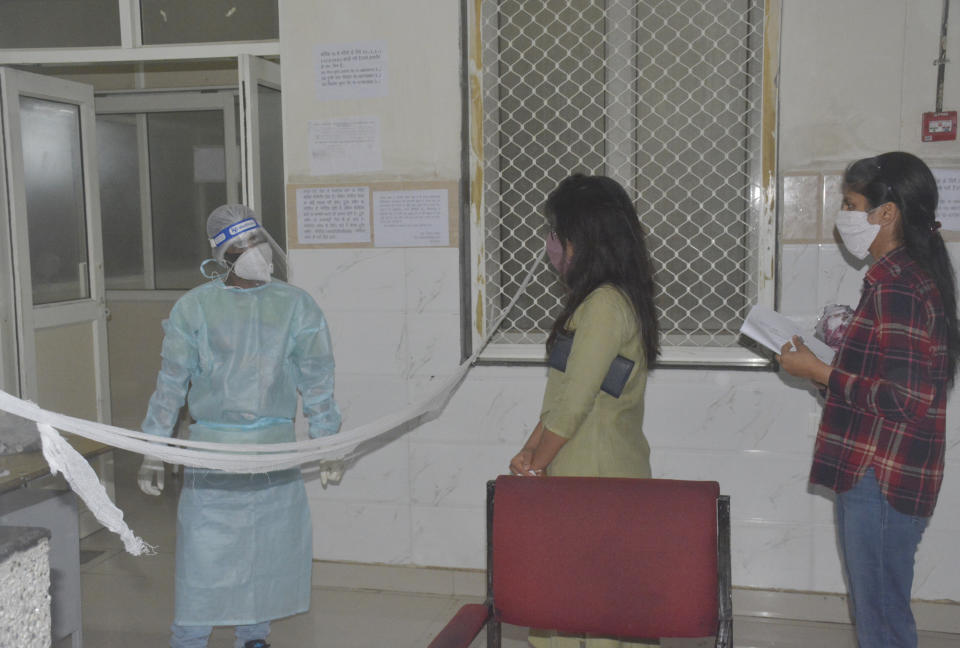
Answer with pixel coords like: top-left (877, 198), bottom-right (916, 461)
top-left (476, 342), bottom-right (773, 369)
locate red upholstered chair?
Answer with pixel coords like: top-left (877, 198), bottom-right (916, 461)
top-left (429, 475), bottom-right (732, 648)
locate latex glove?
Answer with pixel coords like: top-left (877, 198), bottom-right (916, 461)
top-left (319, 460), bottom-right (344, 488)
top-left (137, 456), bottom-right (165, 496)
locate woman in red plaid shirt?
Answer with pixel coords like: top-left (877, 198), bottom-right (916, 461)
top-left (779, 151), bottom-right (960, 648)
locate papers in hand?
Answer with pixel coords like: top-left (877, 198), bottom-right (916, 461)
top-left (740, 305), bottom-right (837, 364)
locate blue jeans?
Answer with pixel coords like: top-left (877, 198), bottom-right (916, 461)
top-left (836, 468), bottom-right (928, 648)
top-left (170, 621), bottom-right (270, 648)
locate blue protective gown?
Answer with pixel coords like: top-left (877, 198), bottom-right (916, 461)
top-left (142, 278), bottom-right (341, 627)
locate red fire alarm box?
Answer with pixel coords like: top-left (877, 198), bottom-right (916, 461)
top-left (922, 111), bottom-right (958, 142)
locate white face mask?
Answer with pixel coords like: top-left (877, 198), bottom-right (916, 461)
top-left (835, 209), bottom-right (880, 260)
top-left (231, 242), bottom-right (274, 282)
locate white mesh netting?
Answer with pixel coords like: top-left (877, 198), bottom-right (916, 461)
top-left (478, 0), bottom-right (766, 350)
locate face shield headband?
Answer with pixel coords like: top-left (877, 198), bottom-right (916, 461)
top-left (209, 217), bottom-right (263, 263)
top-left (201, 215), bottom-right (289, 282)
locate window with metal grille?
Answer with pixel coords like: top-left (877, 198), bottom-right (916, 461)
top-left (465, 0), bottom-right (777, 366)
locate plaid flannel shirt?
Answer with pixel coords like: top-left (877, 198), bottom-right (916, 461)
top-left (810, 246), bottom-right (949, 517)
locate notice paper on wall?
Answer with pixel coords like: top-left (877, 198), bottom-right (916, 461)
top-left (309, 117), bottom-right (382, 176)
top-left (373, 189), bottom-right (449, 247)
top-left (739, 304), bottom-right (836, 364)
top-left (296, 186), bottom-right (371, 245)
top-left (314, 41), bottom-right (388, 101)
top-left (932, 168), bottom-right (960, 231)
top-left (287, 180), bottom-right (458, 249)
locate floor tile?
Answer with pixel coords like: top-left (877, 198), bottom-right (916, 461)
top-left (72, 451), bottom-right (960, 648)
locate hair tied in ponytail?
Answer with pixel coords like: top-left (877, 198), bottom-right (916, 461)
top-left (931, 220), bottom-right (943, 233)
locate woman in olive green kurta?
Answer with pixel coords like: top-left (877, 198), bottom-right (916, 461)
top-left (509, 174), bottom-right (661, 648)
top-left (539, 284), bottom-right (651, 478)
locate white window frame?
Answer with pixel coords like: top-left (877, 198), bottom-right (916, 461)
top-left (238, 54), bottom-right (282, 218)
top-left (461, 0), bottom-right (782, 367)
top-left (96, 90), bottom-right (241, 297)
top-left (0, 0), bottom-right (284, 300)
top-left (0, 0), bottom-right (279, 66)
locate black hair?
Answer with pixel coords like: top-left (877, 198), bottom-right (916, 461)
top-left (545, 174), bottom-right (660, 365)
top-left (844, 151), bottom-right (960, 385)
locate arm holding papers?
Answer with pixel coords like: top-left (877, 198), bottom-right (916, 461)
top-left (740, 305), bottom-right (835, 387)
top-left (739, 305), bottom-right (837, 364)
top-left (778, 336), bottom-right (834, 386)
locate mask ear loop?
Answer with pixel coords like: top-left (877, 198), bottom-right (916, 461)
top-left (200, 258), bottom-right (226, 279)
top-left (204, 231), bottom-right (249, 282)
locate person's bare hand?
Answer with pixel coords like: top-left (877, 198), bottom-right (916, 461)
top-left (777, 336), bottom-right (831, 386)
top-left (509, 449), bottom-right (542, 476)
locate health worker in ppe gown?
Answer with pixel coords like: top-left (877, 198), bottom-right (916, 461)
top-left (137, 204), bottom-right (342, 648)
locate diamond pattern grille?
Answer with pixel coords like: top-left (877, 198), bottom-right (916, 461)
top-left (479, 0), bottom-right (765, 349)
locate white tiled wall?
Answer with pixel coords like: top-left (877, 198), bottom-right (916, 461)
top-left (295, 215), bottom-right (960, 600)
top-left (281, 0), bottom-right (960, 604)
top-left (774, 171), bottom-right (960, 597)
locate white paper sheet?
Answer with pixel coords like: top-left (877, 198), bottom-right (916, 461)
top-left (314, 41), bottom-right (388, 101)
top-left (296, 186), bottom-right (371, 244)
top-left (373, 189), bottom-right (449, 247)
top-left (932, 168), bottom-right (960, 230)
top-left (740, 305), bottom-right (836, 364)
top-left (308, 117), bottom-right (382, 176)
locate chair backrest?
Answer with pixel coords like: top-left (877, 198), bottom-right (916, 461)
top-left (491, 475), bottom-right (721, 640)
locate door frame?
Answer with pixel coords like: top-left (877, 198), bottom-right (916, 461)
top-left (96, 90), bottom-right (242, 293)
top-left (0, 67), bottom-right (111, 421)
top-left (239, 54), bottom-right (282, 220)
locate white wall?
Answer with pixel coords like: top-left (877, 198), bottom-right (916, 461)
top-left (281, 0), bottom-right (960, 601)
top-left (779, 0), bottom-right (960, 170)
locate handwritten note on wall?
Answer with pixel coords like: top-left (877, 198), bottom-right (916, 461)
top-left (296, 186), bottom-right (371, 244)
top-left (314, 41), bottom-right (388, 101)
top-left (308, 117), bottom-right (382, 176)
top-left (373, 190), bottom-right (449, 247)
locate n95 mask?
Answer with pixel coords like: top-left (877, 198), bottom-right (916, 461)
top-left (232, 242), bottom-right (274, 282)
top-left (835, 209), bottom-right (880, 260)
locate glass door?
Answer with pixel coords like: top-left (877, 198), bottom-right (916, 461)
top-left (96, 91), bottom-right (241, 291)
top-left (239, 54), bottom-right (285, 255)
top-left (0, 67), bottom-right (110, 422)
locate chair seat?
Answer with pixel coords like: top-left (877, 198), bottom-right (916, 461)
top-left (427, 476), bottom-right (732, 648)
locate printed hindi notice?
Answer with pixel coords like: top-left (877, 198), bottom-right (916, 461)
top-left (297, 186), bottom-right (371, 245)
top-left (373, 189), bottom-right (449, 248)
top-left (314, 41), bottom-right (388, 101)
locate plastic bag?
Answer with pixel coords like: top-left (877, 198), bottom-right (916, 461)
top-left (815, 304), bottom-right (854, 350)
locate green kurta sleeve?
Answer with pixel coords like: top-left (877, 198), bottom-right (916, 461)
top-left (541, 286), bottom-right (632, 438)
top-left (539, 285), bottom-right (651, 478)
